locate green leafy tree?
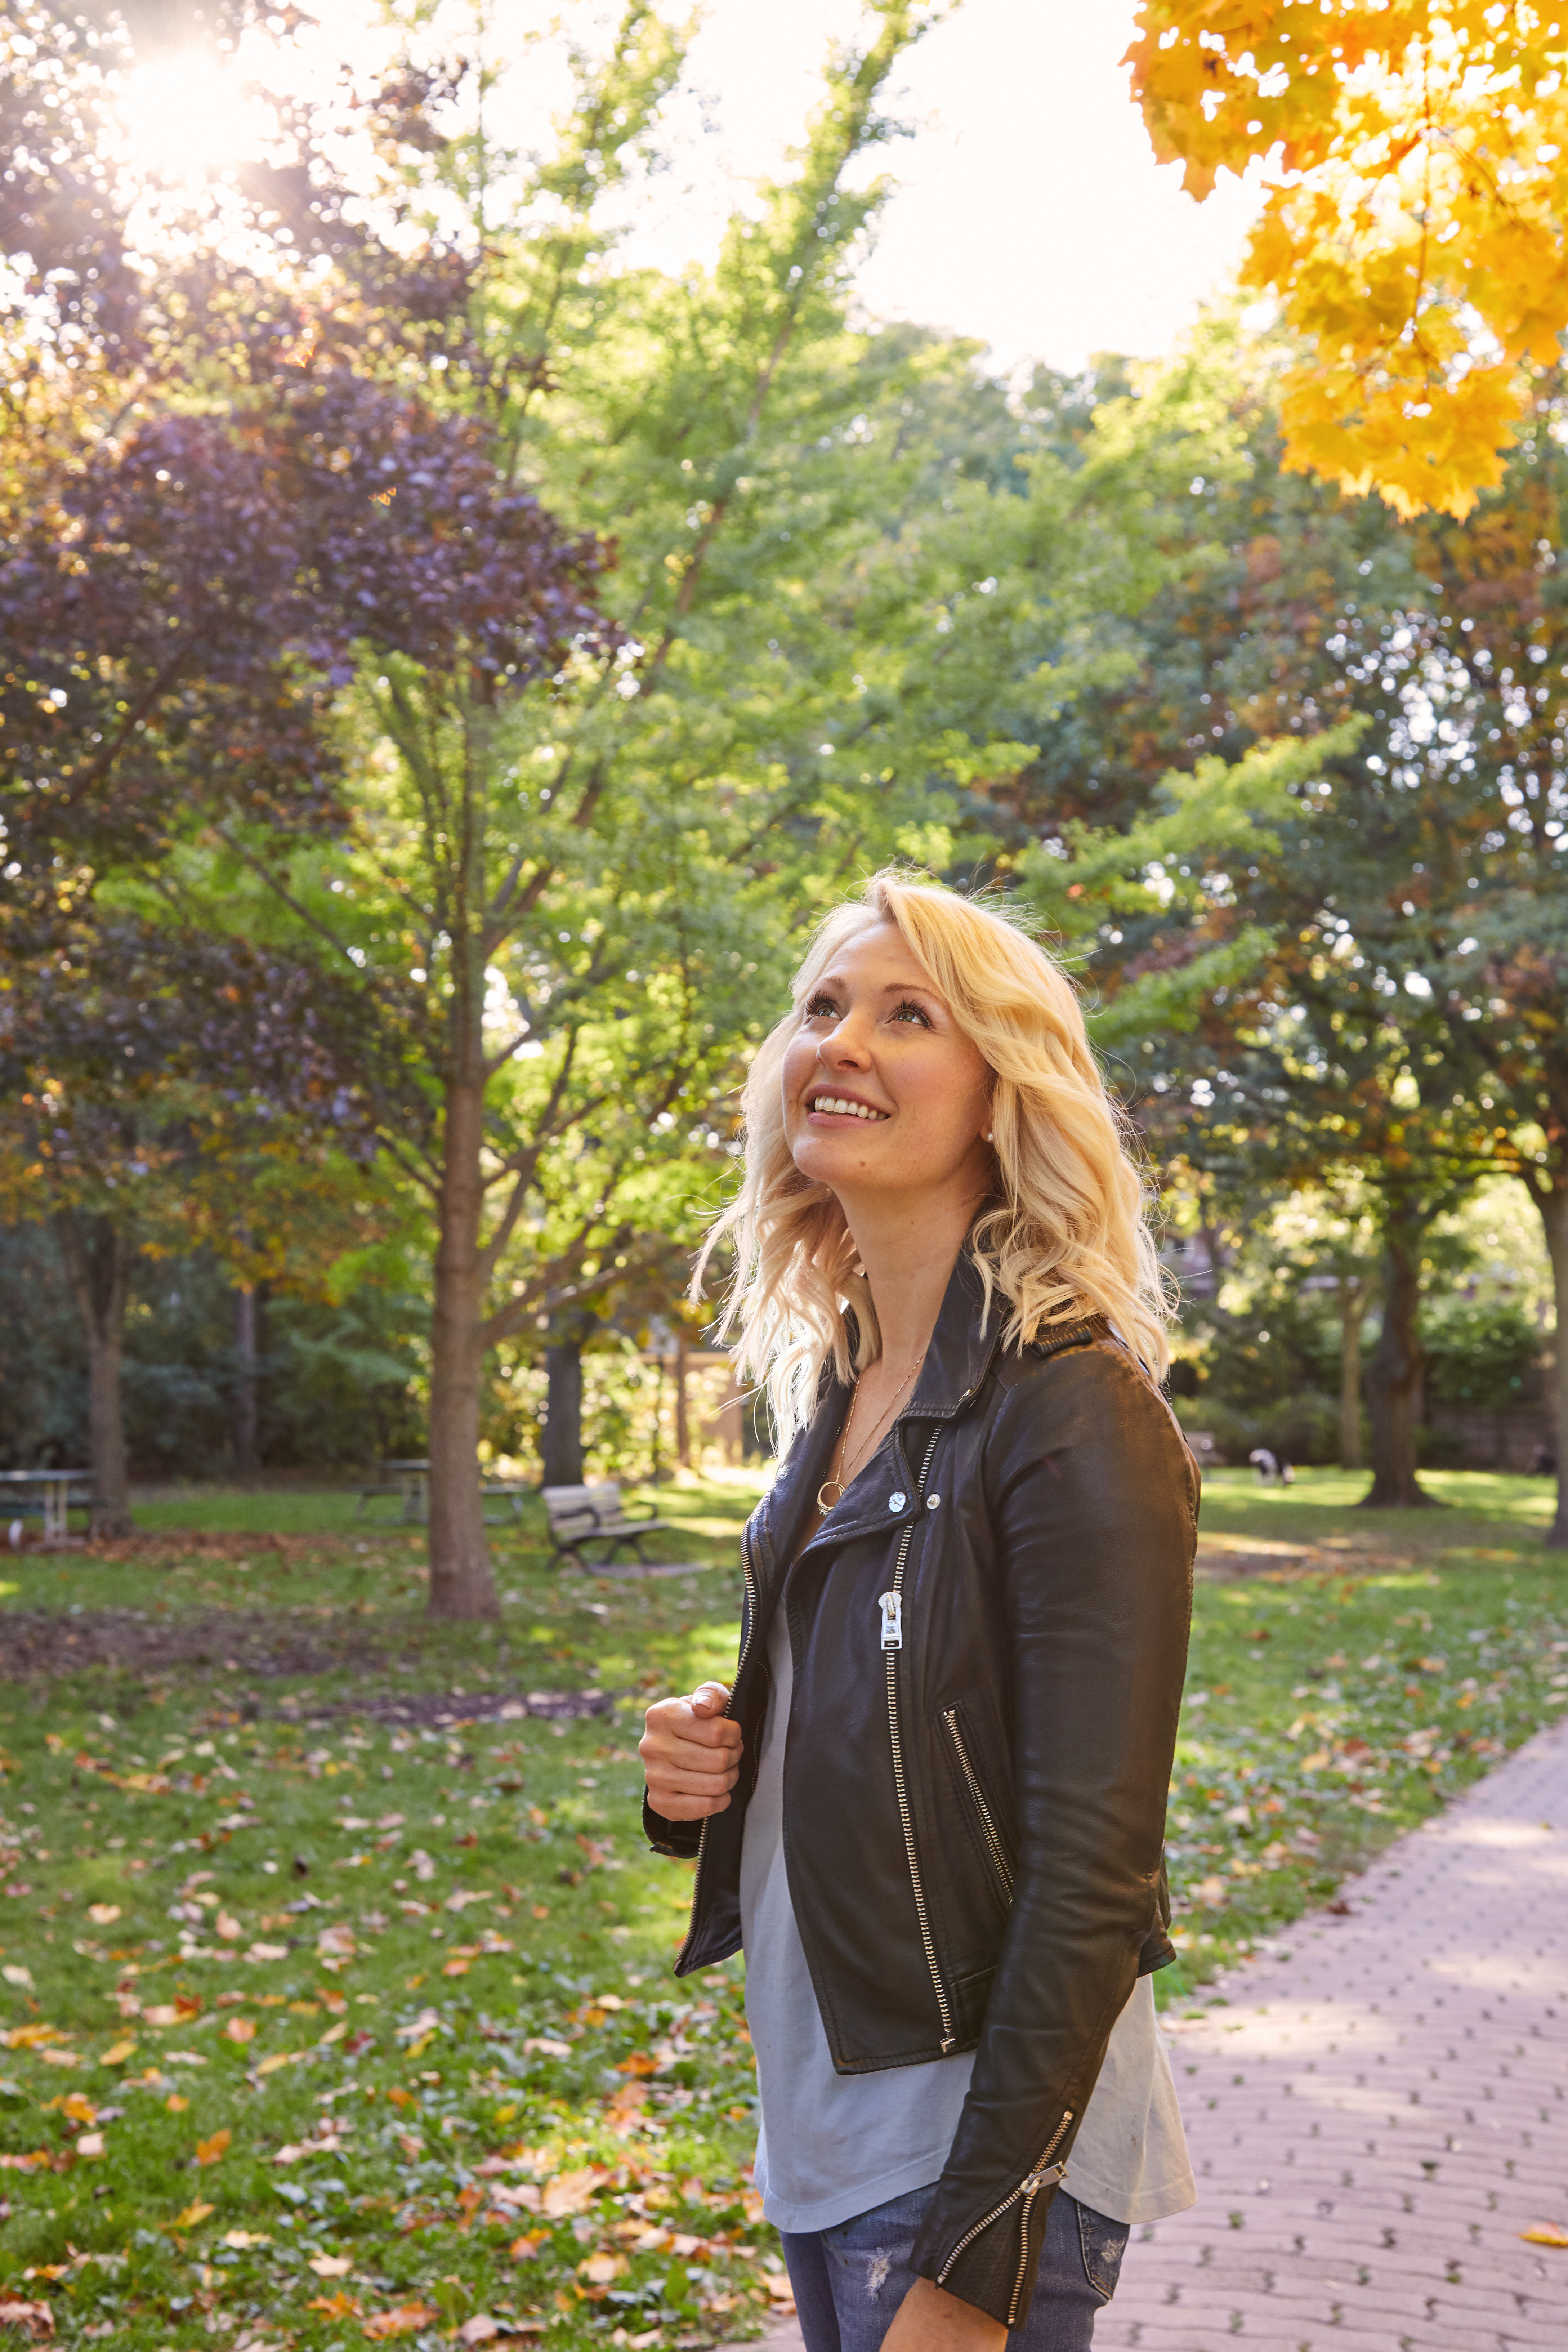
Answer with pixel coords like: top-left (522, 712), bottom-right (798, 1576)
top-left (0, 912), bottom-right (407, 1529)
top-left (1402, 401), bottom-right (1568, 1539)
top-left (1006, 350), bottom-right (1525, 1506)
top-left (179, 4), bottom-right (1261, 1615)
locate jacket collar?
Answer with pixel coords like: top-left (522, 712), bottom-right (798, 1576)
top-left (901, 1241), bottom-right (1006, 1420)
top-left (751, 1244), bottom-right (1013, 1583)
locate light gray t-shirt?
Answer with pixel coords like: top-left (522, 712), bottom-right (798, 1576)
top-left (740, 1603), bottom-right (1196, 2235)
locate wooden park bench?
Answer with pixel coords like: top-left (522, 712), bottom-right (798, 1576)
top-left (543, 1483), bottom-right (674, 1570)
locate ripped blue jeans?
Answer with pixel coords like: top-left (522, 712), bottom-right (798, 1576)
top-left (781, 2184), bottom-right (1128, 2352)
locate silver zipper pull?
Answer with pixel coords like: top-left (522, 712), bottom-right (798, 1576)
top-left (878, 1590), bottom-right (903, 1650)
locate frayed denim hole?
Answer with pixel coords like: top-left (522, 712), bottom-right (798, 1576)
top-left (1075, 2200), bottom-right (1130, 2302)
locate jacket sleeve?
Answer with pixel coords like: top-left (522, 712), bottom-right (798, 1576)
top-left (909, 1340), bottom-right (1197, 2324)
top-left (642, 1791), bottom-right (703, 1859)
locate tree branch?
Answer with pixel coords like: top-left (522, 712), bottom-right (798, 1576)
top-left (206, 819), bottom-right (362, 970)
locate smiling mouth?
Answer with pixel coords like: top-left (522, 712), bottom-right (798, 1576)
top-left (807, 1094), bottom-right (889, 1121)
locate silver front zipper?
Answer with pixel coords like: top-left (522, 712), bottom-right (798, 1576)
top-left (884, 1434), bottom-right (953, 2049)
top-left (675, 1525), bottom-right (756, 1973)
top-left (943, 1708), bottom-right (1015, 1903)
top-left (936, 2109), bottom-right (1075, 2324)
top-left (878, 1591), bottom-right (903, 1649)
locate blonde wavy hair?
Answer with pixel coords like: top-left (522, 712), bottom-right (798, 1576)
top-left (695, 869), bottom-right (1173, 1446)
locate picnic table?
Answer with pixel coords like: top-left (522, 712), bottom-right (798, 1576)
top-left (355, 1460), bottom-right (528, 1527)
top-left (355, 1459), bottom-right (431, 1524)
top-left (0, 1468), bottom-right (93, 1545)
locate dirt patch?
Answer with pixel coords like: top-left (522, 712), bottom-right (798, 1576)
top-left (0, 1609), bottom-right (619, 1731)
top-left (0, 1605), bottom-right (387, 1682)
top-left (1194, 1531), bottom-right (1420, 1583)
top-left (98, 1532), bottom-right (373, 1561)
top-left (4, 1530), bottom-right (375, 1565)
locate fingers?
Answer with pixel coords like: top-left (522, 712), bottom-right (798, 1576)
top-left (642, 1693), bottom-right (742, 1754)
top-left (645, 1786), bottom-right (734, 1822)
top-left (640, 1687), bottom-right (744, 1823)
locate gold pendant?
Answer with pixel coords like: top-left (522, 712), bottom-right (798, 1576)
top-left (816, 1480), bottom-right (845, 1512)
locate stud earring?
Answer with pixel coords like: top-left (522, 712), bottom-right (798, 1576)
top-left (983, 1129), bottom-right (993, 1143)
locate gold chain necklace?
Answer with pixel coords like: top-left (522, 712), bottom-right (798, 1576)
top-left (816, 1348), bottom-right (926, 1514)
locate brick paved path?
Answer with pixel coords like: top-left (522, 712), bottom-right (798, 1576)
top-left (1100, 1709), bottom-right (1568, 2351)
top-left (731, 1713), bottom-right (1568, 2352)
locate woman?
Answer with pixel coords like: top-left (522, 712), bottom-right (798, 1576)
top-left (640, 874), bottom-right (1197, 2352)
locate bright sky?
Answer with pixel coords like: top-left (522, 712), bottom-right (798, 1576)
top-left (126, 0), bottom-right (1262, 376)
top-left (617, 0), bottom-right (1264, 374)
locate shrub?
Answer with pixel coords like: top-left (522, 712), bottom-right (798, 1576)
top-left (1423, 1295), bottom-right (1543, 1411)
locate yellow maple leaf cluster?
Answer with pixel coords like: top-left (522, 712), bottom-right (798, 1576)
top-left (1126, 3), bottom-right (1568, 517)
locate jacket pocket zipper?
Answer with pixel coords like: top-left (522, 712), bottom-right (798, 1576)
top-left (935, 2108), bottom-right (1075, 2326)
top-left (676, 1526), bottom-right (756, 1972)
top-left (884, 1433), bottom-right (953, 2049)
top-left (942, 1708), bottom-right (1015, 1905)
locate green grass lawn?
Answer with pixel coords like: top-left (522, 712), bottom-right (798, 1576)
top-left (0, 1467), bottom-right (1564, 2350)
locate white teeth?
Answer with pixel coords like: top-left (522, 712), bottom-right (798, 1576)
top-left (812, 1097), bottom-right (884, 1120)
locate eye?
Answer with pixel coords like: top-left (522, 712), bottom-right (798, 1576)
top-left (803, 992), bottom-right (838, 1019)
top-left (888, 999), bottom-right (933, 1028)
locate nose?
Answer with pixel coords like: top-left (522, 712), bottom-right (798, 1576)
top-left (817, 1009), bottom-right (873, 1070)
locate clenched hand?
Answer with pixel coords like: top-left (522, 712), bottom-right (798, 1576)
top-left (640, 1681), bottom-right (743, 1821)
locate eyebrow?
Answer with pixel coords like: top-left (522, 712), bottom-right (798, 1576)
top-left (809, 973), bottom-right (938, 996)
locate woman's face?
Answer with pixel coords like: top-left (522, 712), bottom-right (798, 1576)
top-left (781, 922), bottom-right (993, 1205)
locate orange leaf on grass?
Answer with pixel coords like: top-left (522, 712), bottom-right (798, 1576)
top-left (172, 2201), bottom-right (215, 2230)
top-left (196, 2128), bottom-right (231, 2166)
top-left (0, 2299), bottom-right (53, 2338)
top-left (223, 2018), bottom-right (256, 2044)
top-left (362, 2304), bottom-right (439, 2339)
top-left (307, 2292), bottom-right (363, 2319)
top-left (542, 2166), bottom-right (610, 2219)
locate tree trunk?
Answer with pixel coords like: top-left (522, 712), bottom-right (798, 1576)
top-left (53, 1210), bottom-right (135, 1538)
top-left (675, 1333), bottom-right (691, 1470)
top-left (1338, 1278), bottom-right (1366, 1470)
top-left (426, 1076), bottom-right (498, 1619)
top-left (233, 1284), bottom-right (260, 1476)
top-left (649, 1353), bottom-right (665, 1484)
top-left (542, 1339), bottom-right (586, 1485)
top-left (1535, 1179), bottom-right (1568, 1549)
top-left (1359, 1215), bottom-right (1437, 1508)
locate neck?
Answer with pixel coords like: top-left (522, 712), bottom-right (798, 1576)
top-left (841, 1183), bottom-right (983, 1369)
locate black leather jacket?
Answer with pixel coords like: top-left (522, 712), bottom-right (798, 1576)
top-left (643, 1249), bottom-right (1197, 2325)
